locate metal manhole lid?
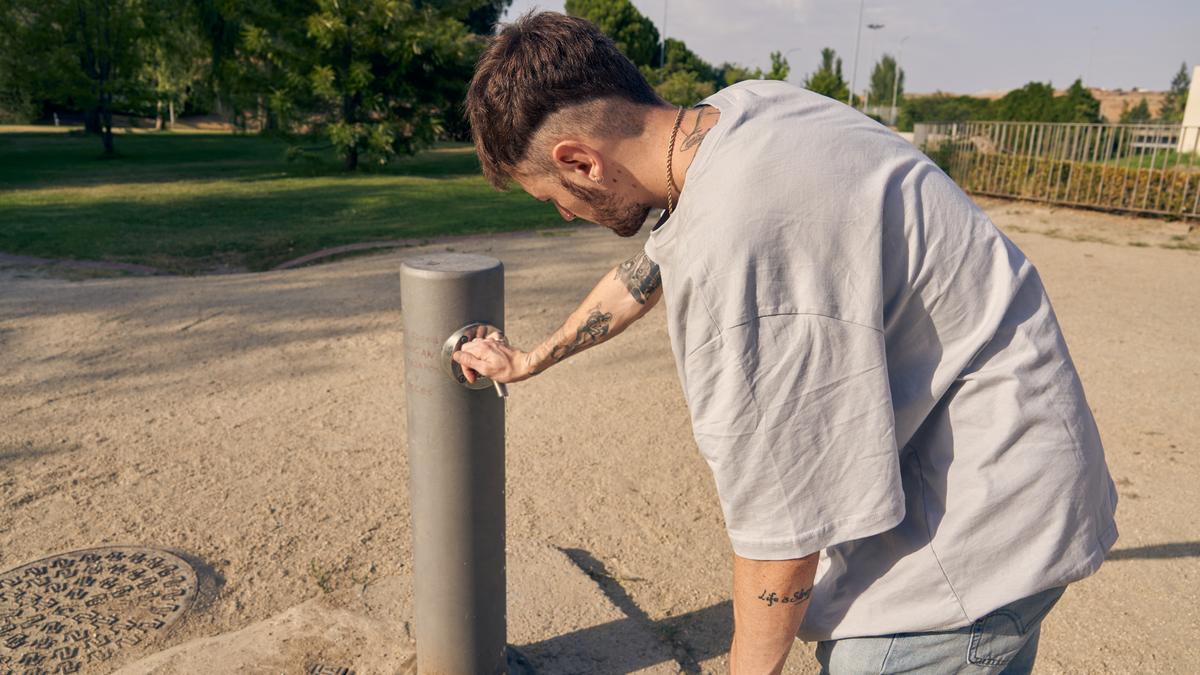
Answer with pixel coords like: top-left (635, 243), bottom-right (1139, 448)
top-left (0, 546), bottom-right (198, 673)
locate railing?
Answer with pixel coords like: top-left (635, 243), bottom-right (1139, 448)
top-left (914, 121), bottom-right (1200, 220)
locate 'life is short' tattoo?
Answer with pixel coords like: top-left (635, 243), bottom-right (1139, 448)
top-left (614, 251), bottom-right (662, 305)
top-left (757, 587), bottom-right (812, 607)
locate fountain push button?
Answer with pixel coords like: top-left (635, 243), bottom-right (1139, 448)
top-left (441, 322), bottom-right (509, 398)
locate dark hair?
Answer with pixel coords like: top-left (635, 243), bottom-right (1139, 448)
top-left (466, 11), bottom-right (662, 189)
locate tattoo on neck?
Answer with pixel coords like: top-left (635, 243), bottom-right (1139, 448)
top-left (679, 109), bottom-right (714, 152)
top-left (614, 251), bottom-right (662, 304)
top-left (757, 587), bottom-right (812, 608)
top-left (551, 304), bottom-right (612, 361)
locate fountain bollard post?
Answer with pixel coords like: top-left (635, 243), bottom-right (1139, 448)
top-left (400, 253), bottom-right (507, 674)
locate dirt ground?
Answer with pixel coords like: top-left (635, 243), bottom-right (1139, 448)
top-left (1, 198), bottom-right (1197, 673)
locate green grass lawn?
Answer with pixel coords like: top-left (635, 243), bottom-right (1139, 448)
top-left (1106, 149), bottom-right (1200, 170)
top-left (0, 130), bottom-right (566, 273)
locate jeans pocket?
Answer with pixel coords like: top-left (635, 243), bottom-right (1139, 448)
top-left (968, 609), bottom-right (1028, 667)
top-left (967, 587), bottom-right (1065, 667)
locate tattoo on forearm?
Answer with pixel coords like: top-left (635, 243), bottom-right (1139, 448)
top-left (757, 587), bottom-right (812, 608)
top-left (550, 304), bottom-right (612, 361)
top-left (614, 252), bottom-right (662, 304)
top-left (679, 109), bottom-right (715, 152)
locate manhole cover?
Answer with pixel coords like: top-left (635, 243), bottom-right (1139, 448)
top-left (0, 546), bottom-right (197, 673)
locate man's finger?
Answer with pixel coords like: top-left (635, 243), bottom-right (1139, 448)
top-left (452, 349), bottom-right (487, 383)
top-left (461, 339), bottom-right (500, 357)
top-left (453, 349), bottom-right (483, 369)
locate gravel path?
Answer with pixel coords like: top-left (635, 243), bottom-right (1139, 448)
top-left (1, 201), bottom-right (1196, 673)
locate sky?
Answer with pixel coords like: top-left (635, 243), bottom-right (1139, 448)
top-left (502, 0), bottom-right (1200, 95)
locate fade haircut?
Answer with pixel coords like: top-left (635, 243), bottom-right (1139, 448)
top-left (466, 11), bottom-right (664, 189)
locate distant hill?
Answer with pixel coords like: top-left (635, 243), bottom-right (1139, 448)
top-left (1087, 89), bottom-right (1167, 123)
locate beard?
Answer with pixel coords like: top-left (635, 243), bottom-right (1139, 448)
top-left (558, 177), bottom-right (652, 238)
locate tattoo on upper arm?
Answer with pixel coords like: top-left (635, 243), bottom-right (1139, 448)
top-left (757, 587), bottom-right (812, 608)
top-left (614, 251), bottom-right (662, 305)
top-left (679, 108), bottom-right (715, 152)
top-left (551, 304), bottom-right (612, 361)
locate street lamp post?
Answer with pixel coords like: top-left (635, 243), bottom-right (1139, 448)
top-left (661, 0), bottom-right (668, 68)
top-left (783, 46), bottom-right (806, 82)
top-left (863, 23), bottom-right (884, 111)
top-left (847, 0), bottom-right (865, 107)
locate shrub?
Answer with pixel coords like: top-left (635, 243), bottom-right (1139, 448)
top-left (942, 149), bottom-right (1200, 215)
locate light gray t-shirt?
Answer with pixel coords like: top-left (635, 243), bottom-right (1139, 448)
top-left (644, 80), bottom-right (1118, 641)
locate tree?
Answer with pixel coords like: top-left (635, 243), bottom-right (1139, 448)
top-left (868, 54), bottom-right (903, 108)
top-left (564, 0), bottom-right (659, 68)
top-left (897, 93), bottom-right (991, 131)
top-left (717, 62), bottom-right (762, 87)
top-left (1055, 79), bottom-right (1102, 123)
top-left (0, 5), bottom-right (38, 122)
top-left (1118, 98), bottom-right (1152, 124)
top-left (658, 38), bottom-right (717, 82)
top-left (3, 0), bottom-right (166, 154)
top-left (191, 0), bottom-right (253, 120)
top-left (144, 2), bottom-right (207, 130)
top-left (642, 37), bottom-right (718, 101)
top-left (1159, 62), bottom-right (1190, 123)
top-left (991, 81), bottom-right (1058, 122)
top-left (803, 48), bottom-right (849, 103)
top-left (230, 0), bottom-right (304, 133)
top-left (243, 0), bottom-right (482, 170)
top-left (989, 80), bottom-right (1101, 123)
top-left (766, 51), bottom-right (789, 81)
top-left (462, 0), bottom-right (512, 35)
top-left (654, 69), bottom-right (714, 106)
top-left (561, 3), bottom-right (785, 99)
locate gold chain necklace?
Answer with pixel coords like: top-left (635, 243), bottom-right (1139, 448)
top-left (666, 106), bottom-right (685, 215)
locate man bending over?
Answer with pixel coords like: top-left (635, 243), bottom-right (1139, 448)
top-left (454, 12), bottom-right (1117, 674)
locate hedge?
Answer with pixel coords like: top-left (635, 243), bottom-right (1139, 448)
top-left (938, 149), bottom-right (1200, 216)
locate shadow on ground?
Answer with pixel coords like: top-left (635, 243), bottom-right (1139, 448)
top-left (1106, 542), bottom-right (1200, 560)
top-left (540, 548), bottom-right (732, 673)
top-left (522, 598), bottom-right (733, 674)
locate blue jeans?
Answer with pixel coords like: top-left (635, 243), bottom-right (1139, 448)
top-left (815, 586), bottom-right (1067, 674)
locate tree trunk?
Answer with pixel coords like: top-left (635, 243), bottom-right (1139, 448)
top-left (169, 99), bottom-right (176, 128)
top-left (100, 91), bottom-right (114, 155)
top-left (155, 99), bottom-right (163, 131)
top-left (342, 92), bottom-right (359, 171)
top-left (85, 107), bottom-right (102, 134)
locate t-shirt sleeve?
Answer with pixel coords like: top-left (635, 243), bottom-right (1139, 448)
top-left (684, 313), bottom-right (905, 560)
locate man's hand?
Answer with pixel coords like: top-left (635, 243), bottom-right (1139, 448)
top-left (452, 334), bottom-right (535, 384)
top-left (730, 552), bottom-right (819, 675)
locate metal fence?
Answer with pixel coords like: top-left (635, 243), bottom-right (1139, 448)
top-left (914, 121), bottom-right (1200, 220)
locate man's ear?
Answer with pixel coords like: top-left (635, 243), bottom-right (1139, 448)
top-left (551, 140), bottom-right (604, 184)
